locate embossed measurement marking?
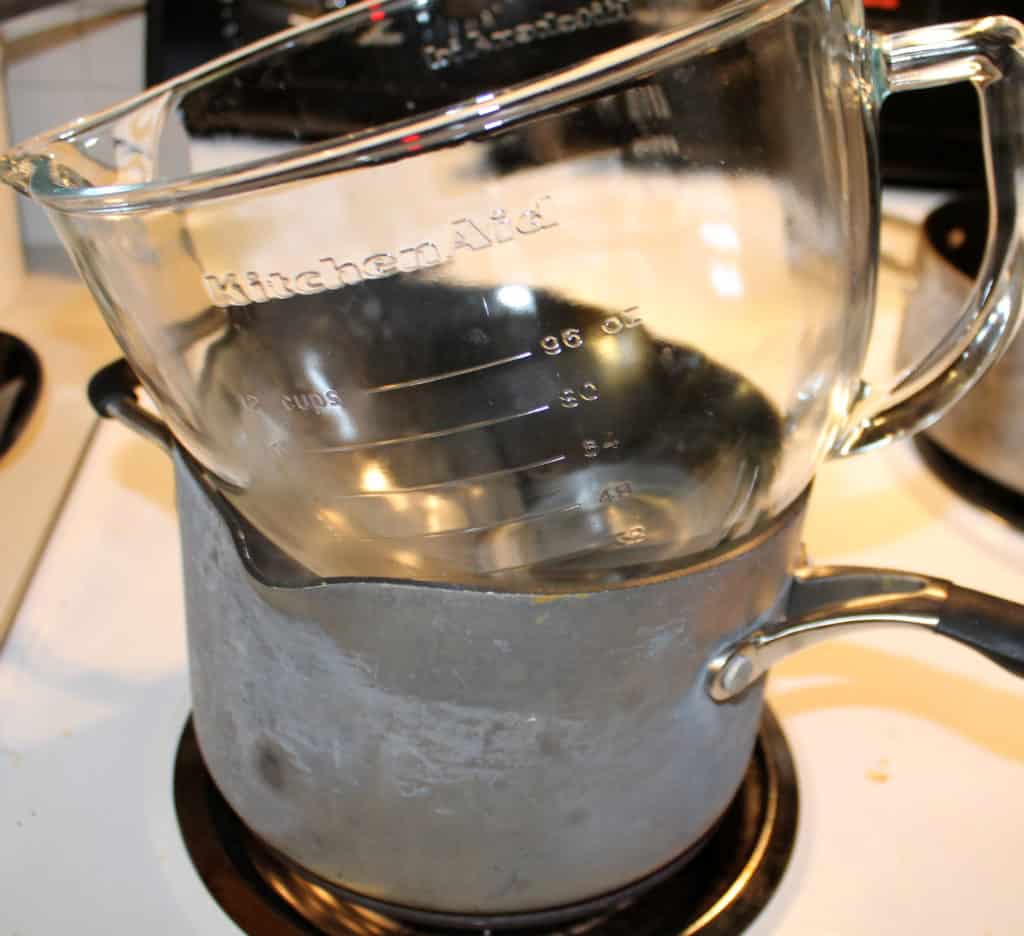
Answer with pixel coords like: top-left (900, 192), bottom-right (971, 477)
top-left (559, 382), bottom-right (600, 408)
top-left (616, 525), bottom-right (648, 545)
top-left (332, 454), bottom-right (567, 497)
top-left (306, 405), bottom-right (550, 453)
top-left (601, 308), bottom-right (642, 334)
top-left (582, 433), bottom-right (621, 458)
top-left (367, 351), bottom-right (533, 393)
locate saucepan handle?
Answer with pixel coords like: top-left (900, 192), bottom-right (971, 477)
top-left (936, 583), bottom-right (1024, 676)
top-left (834, 18), bottom-right (1024, 457)
top-left (88, 358), bottom-right (173, 452)
top-left (707, 565), bottom-right (1024, 702)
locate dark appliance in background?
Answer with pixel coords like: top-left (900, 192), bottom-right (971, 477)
top-left (145, 0), bottom-right (653, 149)
top-left (145, 0), bottom-right (1016, 188)
top-left (864, 0), bottom-right (1021, 189)
top-left (143, 0), bottom-right (321, 73)
top-left (145, 1), bottom-right (331, 87)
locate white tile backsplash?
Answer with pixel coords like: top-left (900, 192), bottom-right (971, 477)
top-left (7, 83), bottom-right (89, 136)
top-left (4, 1), bottom-right (145, 248)
top-left (81, 10), bottom-right (143, 88)
top-left (2, 2), bottom-right (79, 43)
top-left (7, 22), bottom-right (88, 86)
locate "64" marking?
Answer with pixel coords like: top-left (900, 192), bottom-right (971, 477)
top-left (582, 433), bottom-right (621, 458)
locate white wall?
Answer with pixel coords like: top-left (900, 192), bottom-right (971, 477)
top-left (4, 0), bottom-right (145, 248)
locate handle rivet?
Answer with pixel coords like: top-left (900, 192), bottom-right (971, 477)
top-left (719, 655), bottom-right (755, 696)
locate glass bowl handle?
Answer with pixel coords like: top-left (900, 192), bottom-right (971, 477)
top-left (834, 17), bottom-right (1024, 457)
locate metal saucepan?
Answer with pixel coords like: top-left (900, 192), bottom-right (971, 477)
top-left (90, 359), bottom-right (1024, 925)
top-left (899, 198), bottom-right (1024, 496)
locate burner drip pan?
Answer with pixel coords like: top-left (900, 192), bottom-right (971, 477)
top-left (915, 437), bottom-right (1024, 531)
top-left (174, 709), bottom-right (798, 935)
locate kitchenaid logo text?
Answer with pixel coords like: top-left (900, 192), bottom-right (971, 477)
top-left (422, 0), bottom-right (633, 71)
top-left (202, 197), bottom-right (557, 309)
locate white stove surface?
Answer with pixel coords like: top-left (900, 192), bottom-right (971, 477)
top-left (2, 195), bottom-right (1024, 933)
top-left (0, 252), bottom-right (118, 639)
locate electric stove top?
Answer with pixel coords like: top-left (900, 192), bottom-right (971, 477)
top-left (0, 249), bottom-right (117, 638)
top-left (1, 199), bottom-right (1023, 933)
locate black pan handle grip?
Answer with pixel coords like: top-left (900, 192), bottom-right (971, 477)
top-left (940, 584), bottom-right (1024, 678)
top-left (87, 358), bottom-right (140, 417)
top-left (87, 358), bottom-right (173, 451)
